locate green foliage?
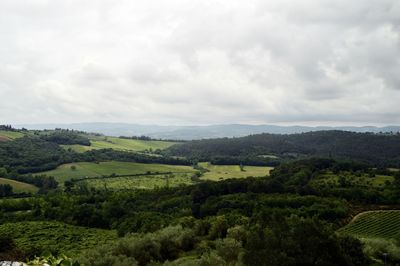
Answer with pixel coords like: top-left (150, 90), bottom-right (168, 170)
top-left (40, 130), bottom-right (91, 146)
top-left (0, 183), bottom-right (13, 197)
top-left (0, 221), bottom-right (117, 256)
top-left (0, 136), bottom-right (70, 174)
top-left (80, 225), bottom-right (196, 266)
top-left (242, 216), bottom-right (370, 266)
top-left (27, 252), bottom-right (80, 266)
top-left (362, 238), bottom-right (400, 265)
top-left (166, 130), bottom-right (400, 167)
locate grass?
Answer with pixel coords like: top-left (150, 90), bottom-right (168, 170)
top-left (60, 144), bottom-right (95, 153)
top-left (339, 210), bottom-right (400, 241)
top-left (0, 221), bottom-right (117, 255)
top-left (80, 173), bottom-right (195, 190)
top-left (36, 161), bottom-right (197, 183)
top-left (61, 136), bottom-right (178, 153)
top-left (0, 177), bottom-right (39, 193)
top-left (198, 162), bottom-right (273, 181)
top-left (0, 130), bottom-right (25, 140)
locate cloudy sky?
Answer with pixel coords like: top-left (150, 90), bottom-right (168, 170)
top-left (1, 0), bottom-right (400, 126)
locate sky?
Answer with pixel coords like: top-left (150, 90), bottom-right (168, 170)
top-left (1, 0), bottom-right (400, 126)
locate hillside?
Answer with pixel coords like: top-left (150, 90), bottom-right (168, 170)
top-left (16, 123), bottom-right (400, 140)
top-left (165, 131), bottom-right (400, 167)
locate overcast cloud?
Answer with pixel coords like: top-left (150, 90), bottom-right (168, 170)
top-left (1, 0), bottom-right (399, 125)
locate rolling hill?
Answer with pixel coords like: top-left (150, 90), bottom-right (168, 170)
top-left (165, 130), bottom-right (400, 167)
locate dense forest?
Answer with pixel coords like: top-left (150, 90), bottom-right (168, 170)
top-left (165, 131), bottom-right (400, 167)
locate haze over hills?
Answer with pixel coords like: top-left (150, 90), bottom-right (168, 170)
top-left (16, 123), bottom-right (400, 140)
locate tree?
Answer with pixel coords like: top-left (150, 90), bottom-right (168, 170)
top-left (0, 184), bottom-right (13, 197)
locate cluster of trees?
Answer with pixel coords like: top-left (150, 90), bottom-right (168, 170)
top-left (40, 130), bottom-right (91, 146)
top-left (78, 217), bottom-right (369, 266)
top-left (210, 155), bottom-right (280, 166)
top-left (0, 125), bottom-right (17, 131)
top-left (119, 135), bottom-right (185, 143)
top-left (165, 130), bottom-right (400, 167)
top-left (0, 184), bottom-right (13, 197)
top-left (119, 135), bottom-right (154, 141)
top-left (0, 136), bottom-right (70, 173)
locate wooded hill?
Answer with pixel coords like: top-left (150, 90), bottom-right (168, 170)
top-left (165, 131), bottom-right (400, 167)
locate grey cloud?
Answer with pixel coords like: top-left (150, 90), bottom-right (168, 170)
top-left (0, 0), bottom-right (400, 125)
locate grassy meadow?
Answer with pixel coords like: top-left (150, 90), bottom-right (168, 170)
top-left (0, 130), bottom-right (25, 140)
top-left (198, 162), bottom-right (273, 181)
top-left (79, 173), bottom-right (195, 190)
top-left (62, 136), bottom-right (178, 153)
top-left (37, 161), bottom-right (197, 183)
top-left (0, 177), bottom-right (39, 193)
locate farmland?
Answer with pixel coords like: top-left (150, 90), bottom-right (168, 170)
top-left (37, 161), bottom-right (197, 183)
top-left (62, 136), bottom-right (178, 153)
top-left (79, 173), bottom-right (195, 190)
top-left (0, 221), bottom-right (117, 255)
top-left (0, 130), bottom-right (25, 140)
top-left (0, 177), bottom-right (39, 193)
top-left (339, 210), bottom-right (400, 241)
top-left (198, 162), bottom-right (273, 181)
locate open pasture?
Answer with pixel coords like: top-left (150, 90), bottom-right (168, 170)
top-left (62, 136), bottom-right (178, 153)
top-left (80, 173), bottom-right (195, 190)
top-left (198, 162), bottom-right (273, 181)
top-left (0, 130), bottom-right (25, 140)
top-left (37, 161), bottom-right (196, 183)
top-left (339, 210), bottom-right (400, 241)
top-left (0, 177), bottom-right (39, 193)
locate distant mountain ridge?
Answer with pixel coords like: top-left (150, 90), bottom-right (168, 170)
top-left (15, 123), bottom-right (400, 140)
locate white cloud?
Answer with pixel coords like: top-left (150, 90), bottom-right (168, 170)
top-left (0, 0), bottom-right (399, 125)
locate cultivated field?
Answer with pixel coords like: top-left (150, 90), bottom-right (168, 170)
top-left (62, 136), bottom-right (178, 153)
top-left (0, 130), bottom-right (25, 140)
top-left (79, 173), bottom-right (195, 190)
top-left (198, 162), bottom-right (273, 181)
top-left (0, 221), bottom-right (117, 255)
top-left (339, 210), bottom-right (400, 241)
top-left (0, 177), bottom-right (39, 193)
top-left (37, 161), bottom-right (197, 183)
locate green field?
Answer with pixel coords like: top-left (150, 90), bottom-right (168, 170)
top-left (61, 144), bottom-right (95, 153)
top-left (198, 162), bottom-right (273, 181)
top-left (0, 177), bottom-right (39, 193)
top-left (62, 136), bottom-right (178, 153)
top-left (339, 210), bottom-right (400, 241)
top-left (0, 130), bottom-right (25, 140)
top-left (37, 161), bottom-right (197, 183)
top-left (80, 173), bottom-right (195, 190)
top-left (0, 221), bottom-right (117, 255)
